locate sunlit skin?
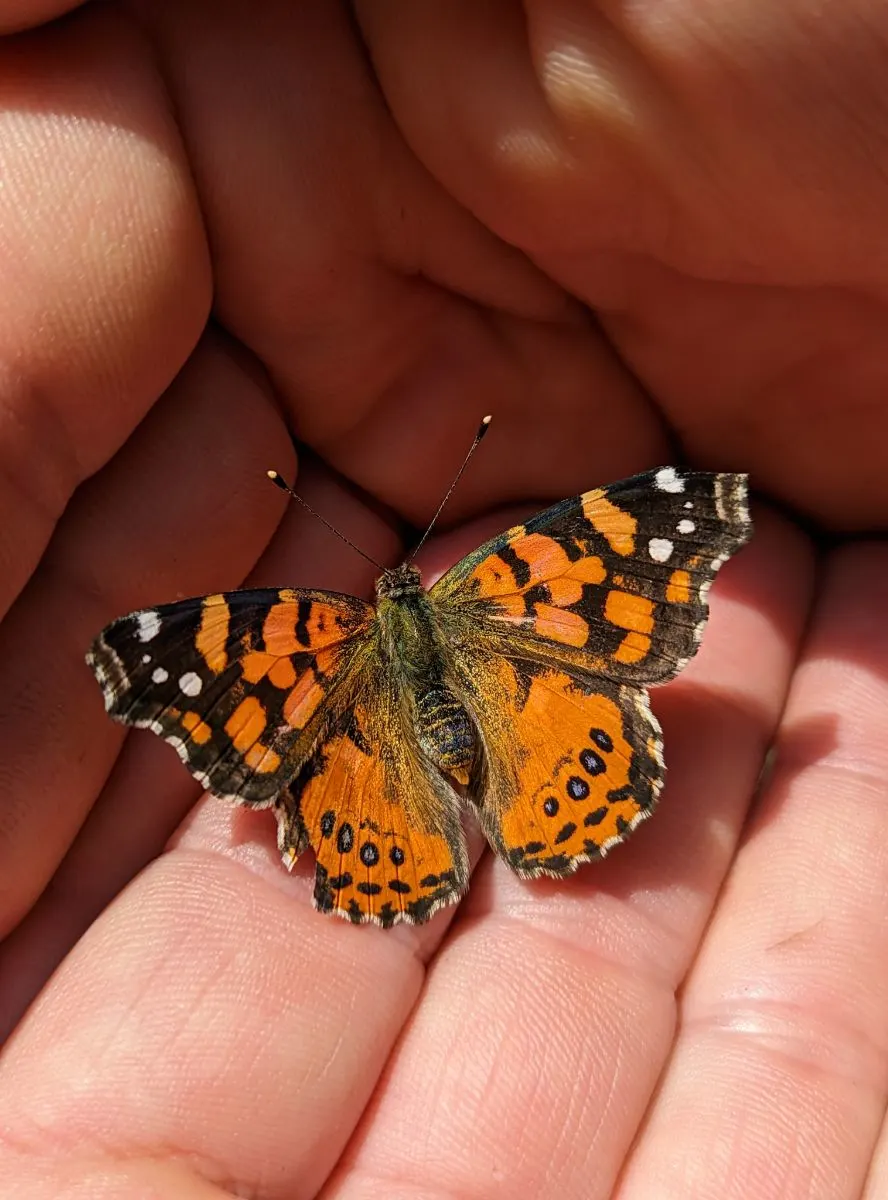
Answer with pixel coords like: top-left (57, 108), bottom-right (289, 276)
top-left (1, 3), bottom-right (888, 1197)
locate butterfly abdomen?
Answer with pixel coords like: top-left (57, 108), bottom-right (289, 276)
top-left (414, 684), bottom-right (475, 783)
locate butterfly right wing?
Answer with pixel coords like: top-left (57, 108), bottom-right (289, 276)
top-left (431, 469), bottom-right (750, 877)
top-left (87, 587), bottom-right (373, 804)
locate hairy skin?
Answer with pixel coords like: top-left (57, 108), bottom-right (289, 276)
top-left (0, 2), bottom-right (887, 1198)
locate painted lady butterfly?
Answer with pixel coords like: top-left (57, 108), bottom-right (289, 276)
top-left (87, 425), bottom-right (751, 927)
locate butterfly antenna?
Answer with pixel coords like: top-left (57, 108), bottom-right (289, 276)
top-left (266, 471), bottom-right (386, 571)
top-left (408, 414), bottom-right (492, 562)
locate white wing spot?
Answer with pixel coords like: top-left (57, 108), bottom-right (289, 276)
top-left (648, 537), bottom-right (674, 563)
top-left (137, 611), bottom-right (162, 642)
top-left (655, 467), bottom-right (685, 494)
top-left (142, 654), bottom-right (152, 664)
top-left (179, 671), bottom-right (203, 697)
top-left (152, 667), bottom-right (169, 684)
top-left (677, 519), bottom-right (696, 534)
top-left (684, 500), bottom-right (693, 510)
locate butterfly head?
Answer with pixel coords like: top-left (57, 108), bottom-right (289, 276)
top-left (376, 563), bottom-right (424, 601)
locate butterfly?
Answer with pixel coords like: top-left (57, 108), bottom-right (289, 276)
top-left (87, 435), bottom-right (752, 928)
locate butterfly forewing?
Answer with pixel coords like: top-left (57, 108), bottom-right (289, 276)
top-left (87, 587), bottom-right (373, 803)
top-left (431, 468), bottom-right (751, 685)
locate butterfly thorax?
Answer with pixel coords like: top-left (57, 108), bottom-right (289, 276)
top-left (375, 563), bottom-right (476, 785)
top-left (374, 564), bottom-right (451, 685)
top-left (375, 563), bottom-right (424, 601)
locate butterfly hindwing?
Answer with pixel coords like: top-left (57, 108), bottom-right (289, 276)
top-left (432, 468), bottom-right (751, 685)
top-left (454, 653), bottom-right (664, 876)
top-left (274, 688), bottom-right (470, 927)
top-left (87, 588), bottom-right (373, 803)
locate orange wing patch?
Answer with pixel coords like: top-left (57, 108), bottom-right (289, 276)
top-left (196, 594), bottom-right (230, 674)
top-left (468, 527), bottom-right (607, 644)
top-left (666, 569), bottom-right (691, 604)
top-left (581, 488), bottom-right (637, 555)
top-left (471, 659), bottom-right (664, 877)
top-left (275, 707), bottom-right (469, 927)
top-left (262, 591), bottom-right (348, 655)
top-left (603, 590), bottom-right (655, 665)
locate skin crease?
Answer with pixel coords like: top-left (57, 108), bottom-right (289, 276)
top-left (2, 0), bottom-right (888, 1196)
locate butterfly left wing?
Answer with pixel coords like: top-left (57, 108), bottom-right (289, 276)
top-left (86, 588), bottom-right (373, 804)
top-left (88, 587), bottom-right (470, 926)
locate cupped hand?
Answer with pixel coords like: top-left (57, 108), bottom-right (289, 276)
top-left (1, 3), bottom-right (887, 1198)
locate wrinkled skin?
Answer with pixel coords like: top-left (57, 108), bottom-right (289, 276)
top-left (1, 3), bottom-right (888, 1198)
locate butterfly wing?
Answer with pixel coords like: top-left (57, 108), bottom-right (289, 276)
top-left (431, 468), bottom-right (751, 685)
top-left (274, 683), bottom-right (470, 927)
top-left (450, 652), bottom-right (664, 876)
top-left (87, 588), bottom-right (374, 804)
top-left (432, 469), bottom-right (751, 875)
top-left (88, 587), bottom-right (469, 926)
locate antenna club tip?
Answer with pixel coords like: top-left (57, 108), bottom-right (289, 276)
top-left (477, 414), bottom-right (493, 439)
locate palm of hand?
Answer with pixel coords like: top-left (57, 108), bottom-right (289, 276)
top-left (1, 4), bottom-right (886, 1199)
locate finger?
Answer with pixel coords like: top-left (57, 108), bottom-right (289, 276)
top-left (360, 0), bottom-right (888, 281)
top-left (0, 2), bottom-right (82, 35)
top-left (318, 510), bottom-right (814, 1199)
top-left (865, 1100), bottom-right (888, 1197)
top-left (0, 333), bottom-right (290, 942)
top-left (0, 7), bottom-right (209, 620)
top-left (0, 448), bottom-right (404, 1035)
top-left (0, 1156), bottom-right (234, 1200)
top-left (618, 543), bottom-right (888, 1200)
top-left (0, 851), bottom-right (427, 1199)
top-left (358, 3), bottom-right (888, 531)
top-left (143, 0), bottom-right (668, 524)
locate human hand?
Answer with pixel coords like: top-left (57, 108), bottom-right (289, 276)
top-left (1, 3), bottom-right (886, 1197)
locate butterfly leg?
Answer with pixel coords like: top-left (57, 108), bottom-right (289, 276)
top-left (274, 782), bottom-right (311, 868)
